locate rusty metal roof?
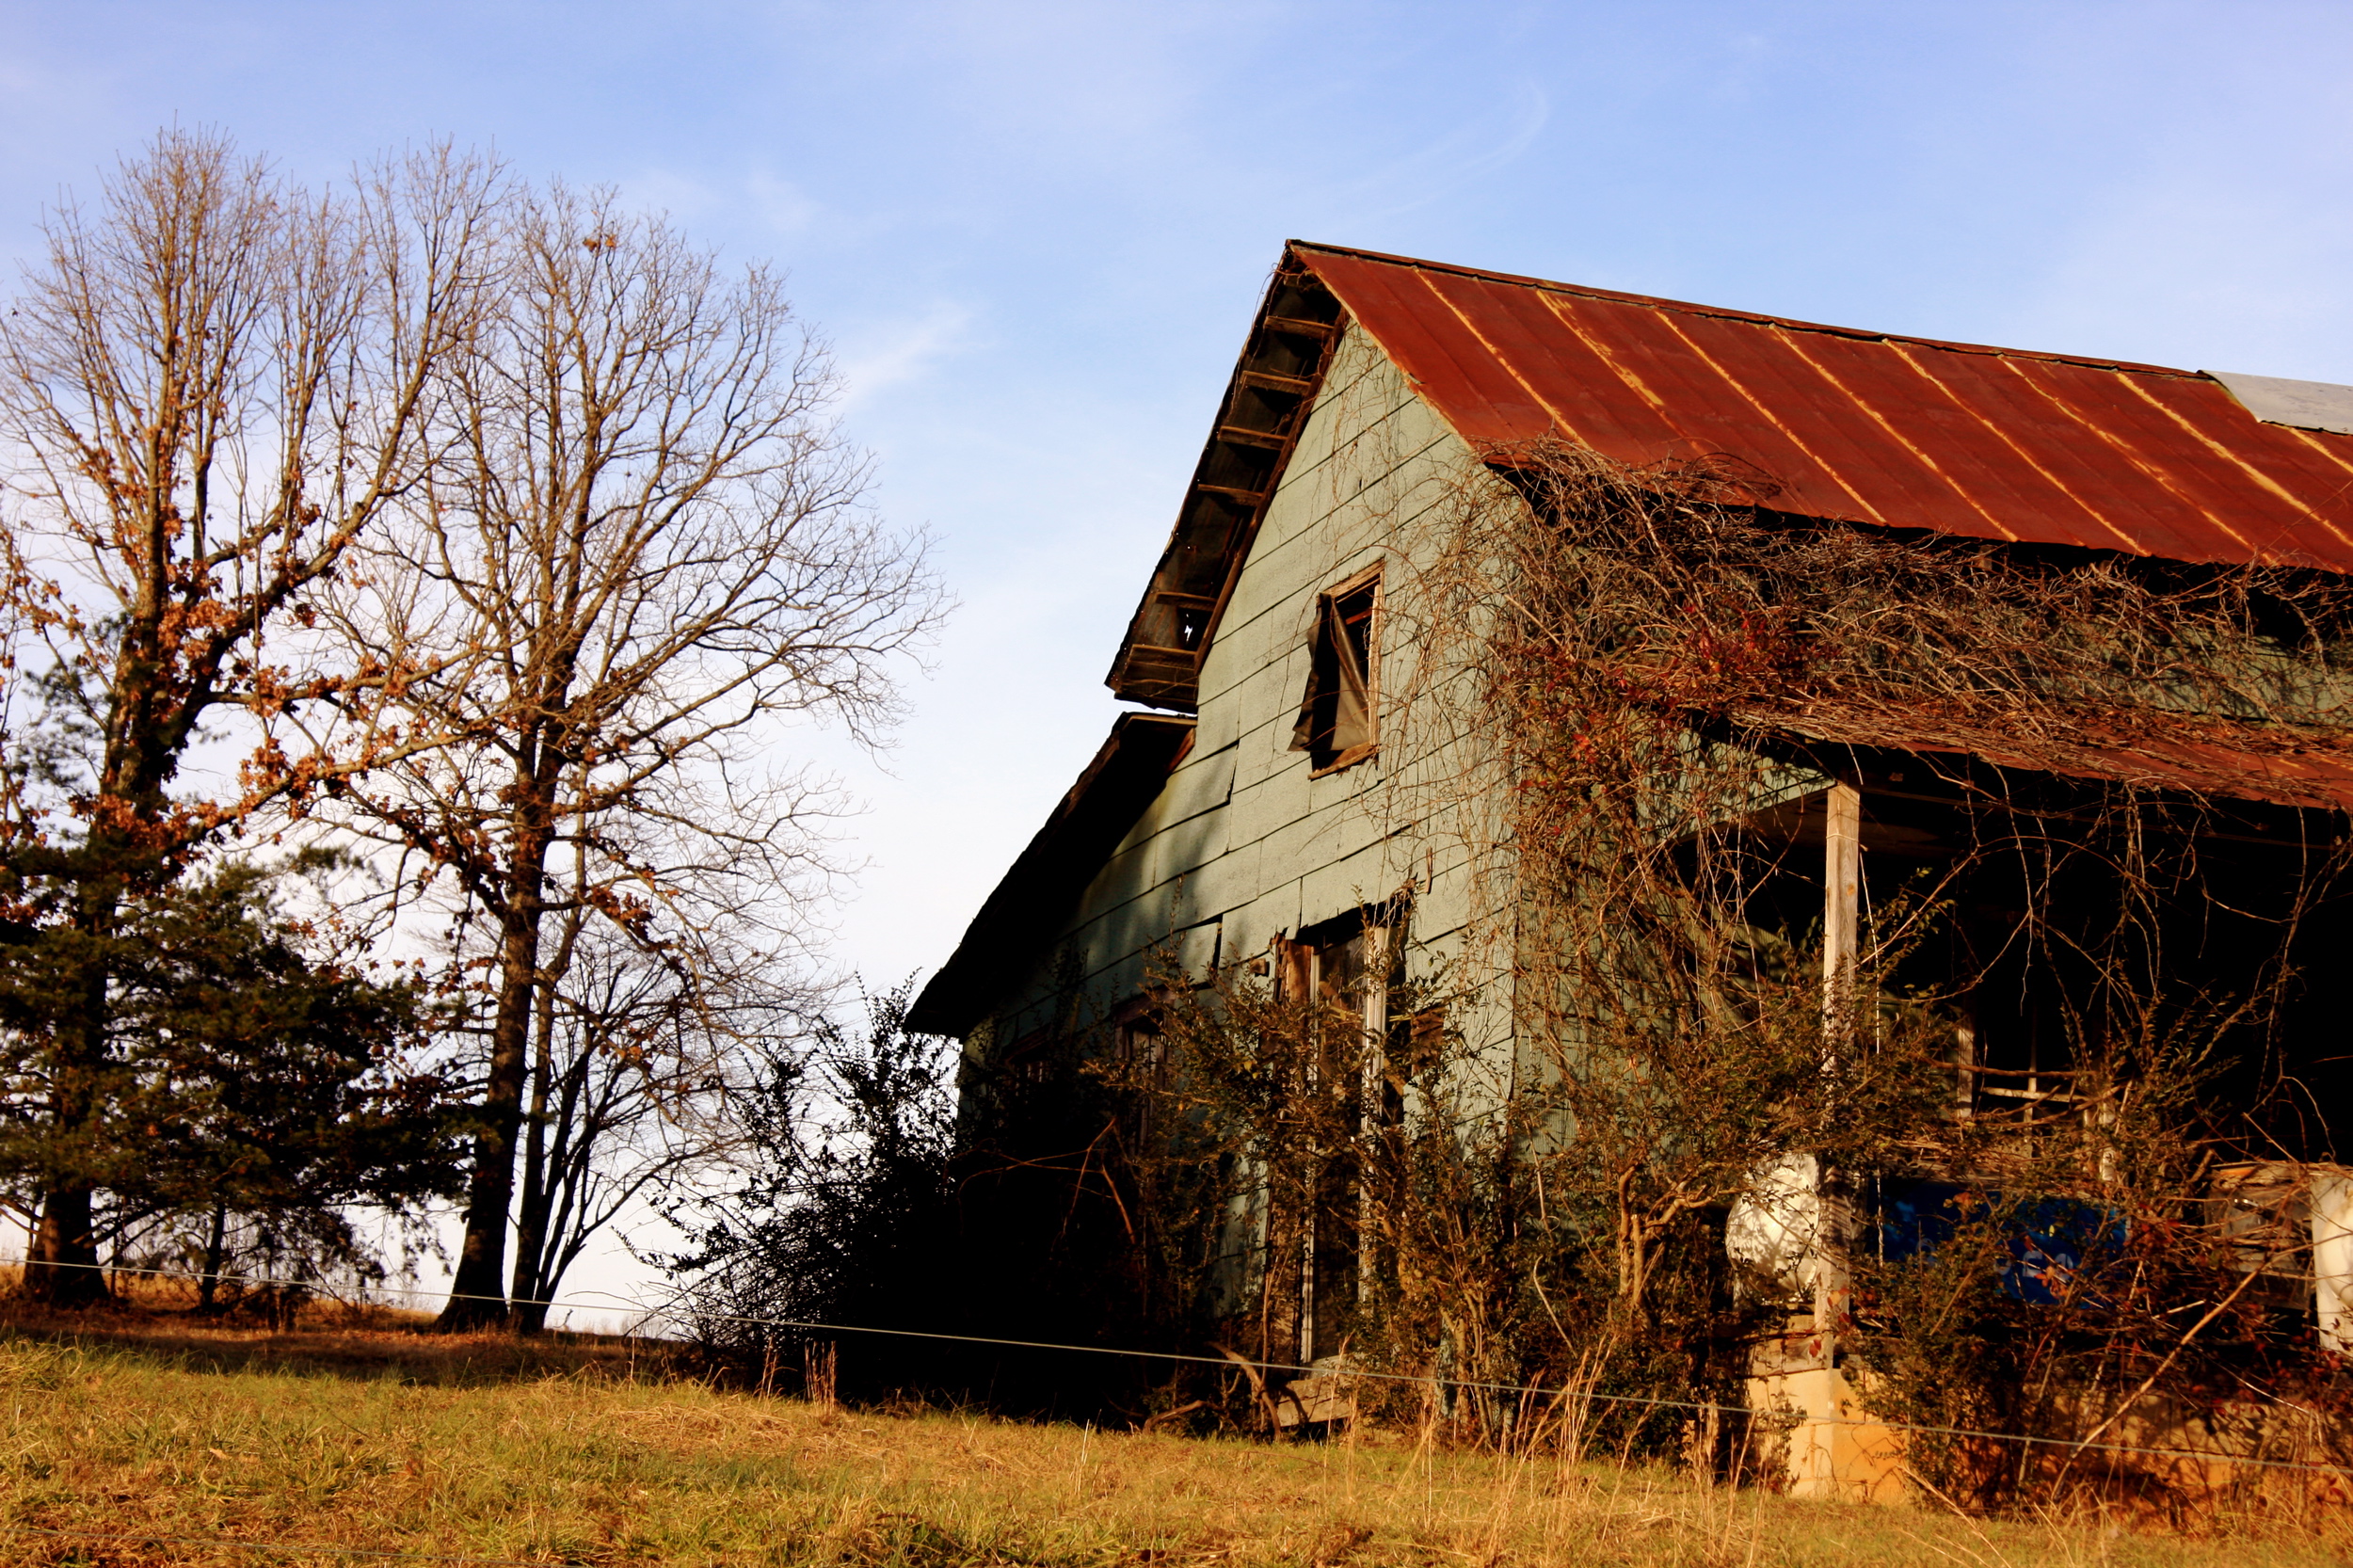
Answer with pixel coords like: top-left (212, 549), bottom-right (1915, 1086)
top-left (1298, 242), bottom-right (2353, 571)
top-left (1107, 243), bottom-right (2353, 712)
top-left (1749, 705), bottom-right (2353, 815)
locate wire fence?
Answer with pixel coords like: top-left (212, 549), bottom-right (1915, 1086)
top-left (4, 1254), bottom-right (2347, 1483)
top-left (1, 1254), bottom-right (2346, 1568)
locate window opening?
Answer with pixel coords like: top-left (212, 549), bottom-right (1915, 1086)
top-left (1274, 904), bottom-right (1401, 1365)
top-left (1291, 568), bottom-right (1380, 772)
top-left (1112, 1000), bottom-right (1168, 1149)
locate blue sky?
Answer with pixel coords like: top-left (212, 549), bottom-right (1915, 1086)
top-left (5, 0), bottom-right (2350, 1307)
top-left (8, 0), bottom-right (2351, 994)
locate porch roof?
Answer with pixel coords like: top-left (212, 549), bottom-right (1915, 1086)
top-left (1754, 705), bottom-right (2353, 815)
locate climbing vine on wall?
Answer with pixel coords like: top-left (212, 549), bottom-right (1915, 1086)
top-left (1109, 437), bottom-right (2353, 1511)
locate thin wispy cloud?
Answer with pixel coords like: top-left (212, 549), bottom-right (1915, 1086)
top-left (745, 170), bottom-right (824, 238)
top-left (835, 299), bottom-right (979, 408)
top-left (1323, 77), bottom-right (1551, 227)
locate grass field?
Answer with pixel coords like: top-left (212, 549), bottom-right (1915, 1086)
top-left (0, 1304), bottom-right (2345, 1568)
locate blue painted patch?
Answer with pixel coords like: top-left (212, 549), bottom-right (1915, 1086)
top-left (1876, 1179), bottom-right (2123, 1304)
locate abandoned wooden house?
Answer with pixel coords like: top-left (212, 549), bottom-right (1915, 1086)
top-left (908, 243), bottom-right (2353, 1497)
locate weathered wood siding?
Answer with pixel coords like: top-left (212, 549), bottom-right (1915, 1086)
top-left (967, 324), bottom-right (1505, 1060)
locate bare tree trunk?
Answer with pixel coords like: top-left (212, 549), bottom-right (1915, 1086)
top-left (324, 183), bottom-right (936, 1338)
top-left (198, 1201), bottom-right (229, 1312)
top-left (509, 864), bottom-right (589, 1334)
top-left (438, 818), bottom-right (552, 1330)
top-left (512, 1009), bottom-right (607, 1335)
top-left (509, 1027), bottom-right (580, 1335)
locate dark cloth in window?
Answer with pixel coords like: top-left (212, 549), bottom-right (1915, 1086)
top-left (1291, 591), bottom-right (1373, 761)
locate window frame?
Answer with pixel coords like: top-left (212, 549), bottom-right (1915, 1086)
top-left (1301, 561), bottom-right (1384, 777)
top-left (1270, 902), bottom-right (1406, 1365)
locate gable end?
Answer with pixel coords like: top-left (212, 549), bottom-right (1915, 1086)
top-left (1105, 263), bottom-right (1346, 712)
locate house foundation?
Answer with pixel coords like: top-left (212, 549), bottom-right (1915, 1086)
top-left (1745, 1330), bottom-right (1906, 1503)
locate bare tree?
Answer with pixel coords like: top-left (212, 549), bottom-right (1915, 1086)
top-left (324, 183), bottom-right (940, 1328)
top-left (0, 131), bottom-right (499, 1304)
top-left (497, 889), bottom-right (776, 1332)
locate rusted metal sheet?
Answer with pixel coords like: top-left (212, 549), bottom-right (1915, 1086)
top-left (1754, 706), bottom-right (2353, 814)
top-left (1294, 244), bottom-right (2353, 575)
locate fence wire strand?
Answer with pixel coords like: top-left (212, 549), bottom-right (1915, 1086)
top-left (5, 1254), bottom-right (2347, 1482)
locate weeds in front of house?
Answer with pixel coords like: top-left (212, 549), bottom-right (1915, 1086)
top-left (1074, 441), bottom-right (2353, 1517)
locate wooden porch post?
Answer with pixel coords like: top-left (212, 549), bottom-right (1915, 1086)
top-left (1822, 781), bottom-right (1862, 1049)
top-left (1817, 781), bottom-right (1863, 1350)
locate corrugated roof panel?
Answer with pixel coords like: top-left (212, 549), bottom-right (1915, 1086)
top-left (1427, 273), bottom-right (1676, 454)
top-left (1294, 243), bottom-right (2353, 575)
top-left (1521, 293), bottom-right (1729, 455)
top-left (1674, 315), bottom-right (1993, 531)
top-left (1873, 346), bottom-right (2131, 549)
top-left (2118, 374), bottom-right (2353, 565)
top-left (1873, 344), bottom-right (2163, 554)
top-left (1403, 270), bottom-right (1582, 437)
top-left (1999, 357), bottom-right (2283, 562)
top-left (1331, 261), bottom-right (1544, 440)
top-left (1916, 353), bottom-right (2218, 558)
top-left (1555, 296), bottom-right (1897, 520)
top-left (1777, 325), bottom-right (2133, 545)
top-left (1764, 706), bottom-right (2353, 814)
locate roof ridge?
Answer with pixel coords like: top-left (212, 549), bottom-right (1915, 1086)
top-left (1285, 240), bottom-right (2202, 379)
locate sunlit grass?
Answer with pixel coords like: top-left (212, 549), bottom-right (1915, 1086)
top-left (0, 1327), bottom-right (2341, 1567)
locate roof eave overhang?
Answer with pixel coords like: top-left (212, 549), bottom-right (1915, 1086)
top-left (1103, 250), bottom-right (1349, 712)
top-left (906, 712), bottom-right (1196, 1038)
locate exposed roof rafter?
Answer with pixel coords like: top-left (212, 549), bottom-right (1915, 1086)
top-left (1104, 261), bottom-right (1345, 711)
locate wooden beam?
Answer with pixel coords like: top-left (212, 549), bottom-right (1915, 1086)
top-left (1816, 781), bottom-right (1863, 1355)
top-left (1822, 780), bottom-right (1862, 1047)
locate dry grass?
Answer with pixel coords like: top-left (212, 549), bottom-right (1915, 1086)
top-left (0, 1320), bottom-right (2344, 1568)
top-left (0, 1272), bottom-right (660, 1388)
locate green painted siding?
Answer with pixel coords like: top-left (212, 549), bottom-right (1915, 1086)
top-left (968, 326), bottom-right (1505, 1057)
